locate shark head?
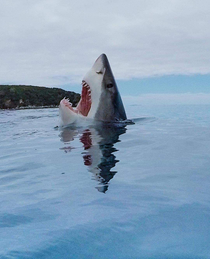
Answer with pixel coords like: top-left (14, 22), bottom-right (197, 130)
top-left (59, 54), bottom-right (127, 125)
top-left (82, 53), bottom-right (127, 122)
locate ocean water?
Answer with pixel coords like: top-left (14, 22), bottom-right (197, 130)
top-left (1, 102), bottom-right (210, 259)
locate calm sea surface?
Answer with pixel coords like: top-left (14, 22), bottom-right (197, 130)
top-left (1, 102), bottom-right (210, 259)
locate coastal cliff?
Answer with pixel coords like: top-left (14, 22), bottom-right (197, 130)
top-left (0, 85), bottom-right (80, 109)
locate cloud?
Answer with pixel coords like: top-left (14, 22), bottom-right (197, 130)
top-left (0, 0), bottom-right (210, 86)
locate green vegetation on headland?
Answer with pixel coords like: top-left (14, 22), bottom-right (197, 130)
top-left (0, 85), bottom-right (80, 109)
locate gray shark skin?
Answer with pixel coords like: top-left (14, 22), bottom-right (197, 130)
top-left (59, 54), bottom-right (128, 126)
top-left (92, 54), bottom-right (127, 122)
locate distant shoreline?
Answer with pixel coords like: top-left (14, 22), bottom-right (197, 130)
top-left (2, 105), bottom-right (59, 111)
top-left (0, 85), bottom-right (80, 110)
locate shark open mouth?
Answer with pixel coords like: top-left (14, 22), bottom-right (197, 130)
top-left (60, 80), bottom-right (92, 117)
top-left (59, 53), bottom-right (128, 125)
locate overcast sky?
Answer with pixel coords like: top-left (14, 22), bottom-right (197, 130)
top-left (0, 0), bottom-right (210, 93)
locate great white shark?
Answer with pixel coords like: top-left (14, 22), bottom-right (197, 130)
top-left (59, 54), bottom-right (128, 126)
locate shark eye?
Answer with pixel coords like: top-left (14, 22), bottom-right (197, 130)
top-left (96, 71), bottom-right (103, 74)
top-left (107, 83), bottom-right (113, 88)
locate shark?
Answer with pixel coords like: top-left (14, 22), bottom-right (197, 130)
top-left (59, 54), bottom-right (128, 126)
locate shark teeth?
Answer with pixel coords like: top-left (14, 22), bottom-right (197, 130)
top-left (73, 80), bottom-right (92, 117)
top-left (82, 80), bottom-right (91, 93)
top-left (61, 97), bottom-right (72, 108)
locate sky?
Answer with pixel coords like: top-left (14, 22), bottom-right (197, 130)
top-left (0, 0), bottom-right (210, 95)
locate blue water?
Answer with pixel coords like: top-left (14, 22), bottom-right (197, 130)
top-left (1, 103), bottom-right (210, 258)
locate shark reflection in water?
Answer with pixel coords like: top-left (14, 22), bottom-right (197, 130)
top-left (60, 124), bottom-right (126, 193)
